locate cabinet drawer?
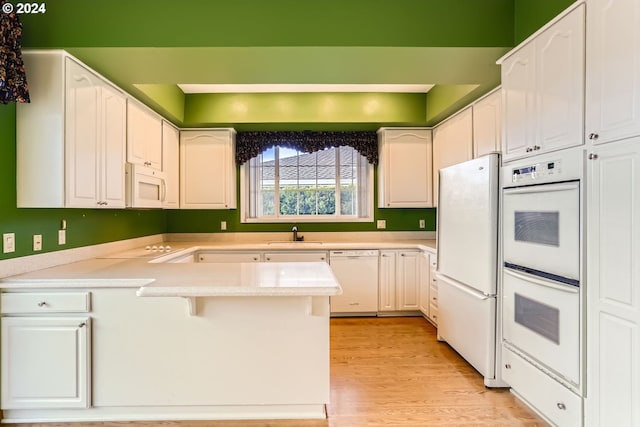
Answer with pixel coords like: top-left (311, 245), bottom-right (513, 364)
top-left (429, 303), bottom-right (438, 323)
top-left (502, 346), bottom-right (582, 427)
top-left (430, 283), bottom-right (438, 305)
top-left (1, 292), bottom-right (90, 314)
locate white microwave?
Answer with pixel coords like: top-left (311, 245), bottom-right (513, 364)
top-left (125, 163), bottom-right (166, 208)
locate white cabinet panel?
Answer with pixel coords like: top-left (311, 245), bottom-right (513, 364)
top-left (472, 88), bottom-right (502, 158)
top-left (16, 52), bottom-right (126, 209)
top-left (1, 317), bottom-right (90, 409)
top-left (586, 0), bottom-right (640, 145)
top-left (197, 252), bottom-right (261, 262)
top-left (501, 4), bottom-right (585, 162)
top-left (378, 250), bottom-right (420, 312)
top-left (263, 251), bottom-right (327, 262)
top-left (536, 5), bottom-right (584, 152)
top-left (180, 129), bottom-right (236, 209)
top-left (432, 107), bottom-right (473, 206)
top-left (586, 138), bottom-right (640, 427)
top-left (162, 121), bottom-right (180, 209)
top-left (502, 43), bottom-right (535, 161)
top-left (377, 128), bottom-right (433, 208)
top-left (127, 101), bottom-right (163, 170)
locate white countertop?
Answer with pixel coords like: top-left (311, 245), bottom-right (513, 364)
top-left (0, 239), bottom-right (436, 297)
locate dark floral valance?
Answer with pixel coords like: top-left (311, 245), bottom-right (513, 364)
top-left (236, 131), bottom-right (378, 165)
top-left (0, 0), bottom-right (30, 104)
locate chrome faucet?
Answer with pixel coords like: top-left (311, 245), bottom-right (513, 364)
top-left (292, 225), bottom-right (304, 242)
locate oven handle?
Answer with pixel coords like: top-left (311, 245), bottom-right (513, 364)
top-left (503, 182), bottom-right (579, 195)
top-left (504, 268), bottom-right (579, 294)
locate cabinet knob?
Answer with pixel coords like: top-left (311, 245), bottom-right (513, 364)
top-left (588, 153), bottom-right (599, 160)
top-left (589, 133), bottom-right (599, 140)
top-left (533, 145), bottom-right (541, 151)
top-left (78, 322), bottom-right (86, 328)
top-left (37, 301), bottom-right (47, 307)
top-left (505, 363), bottom-right (511, 369)
top-left (557, 402), bottom-right (566, 410)
top-left (526, 147), bottom-right (532, 152)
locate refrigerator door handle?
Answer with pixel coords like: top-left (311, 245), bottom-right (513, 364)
top-left (435, 273), bottom-right (491, 300)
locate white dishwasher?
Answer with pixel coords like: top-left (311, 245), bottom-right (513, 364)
top-left (329, 250), bottom-right (379, 316)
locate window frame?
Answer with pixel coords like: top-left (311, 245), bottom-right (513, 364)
top-left (239, 146), bottom-right (374, 223)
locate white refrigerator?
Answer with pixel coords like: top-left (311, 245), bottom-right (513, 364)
top-left (435, 153), bottom-right (504, 387)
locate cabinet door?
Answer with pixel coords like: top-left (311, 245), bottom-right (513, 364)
top-left (419, 252), bottom-right (431, 316)
top-left (586, 138), bottom-right (640, 427)
top-left (473, 89), bottom-right (502, 158)
top-left (378, 251), bottom-right (396, 311)
top-left (162, 121), bottom-right (180, 209)
top-left (1, 316), bottom-right (90, 409)
top-left (127, 101), bottom-right (163, 170)
top-left (100, 85), bottom-right (127, 208)
top-left (501, 42), bottom-right (536, 162)
top-left (180, 130), bottom-right (236, 209)
top-left (586, 0), bottom-right (640, 145)
top-left (198, 252), bottom-right (261, 262)
top-left (378, 128), bottom-right (433, 208)
top-left (396, 251), bottom-right (420, 311)
top-left (432, 108), bottom-right (473, 206)
top-left (65, 58), bottom-right (101, 208)
top-left (535, 4), bottom-right (584, 153)
top-left (263, 252), bottom-right (327, 262)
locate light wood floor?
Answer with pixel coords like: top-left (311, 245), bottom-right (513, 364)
top-left (3, 317), bottom-right (547, 427)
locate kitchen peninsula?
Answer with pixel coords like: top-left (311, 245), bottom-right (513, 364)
top-left (0, 249), bottom-right (342, 423)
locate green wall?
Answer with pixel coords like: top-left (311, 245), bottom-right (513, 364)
top-left (1, 0), bottom-right (574, 261)
top-left (514, 0), bottom-right (575, 44)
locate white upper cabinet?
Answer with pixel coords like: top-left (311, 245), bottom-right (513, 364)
top-left (180, 129), bottom-right (237, 209)
top-left (472, 88), bottom-right (502, 158)
top-left (127, 101), bottom-right (163, 170)
top-left (162, 121), bottom-right (180, 209)
top-left (586, 0), bottom-right (640, 145)
top-left (432, 107), bottom-right (473, 206)
top-left (500, 4), bottom-right (585, 162)
top-left (377, 128), bottom-right (433, 208)
top-left (16, 51), bottom-right (126, 208)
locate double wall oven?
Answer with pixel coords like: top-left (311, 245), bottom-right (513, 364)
top-left (501, 147), bottom-right (583, 389)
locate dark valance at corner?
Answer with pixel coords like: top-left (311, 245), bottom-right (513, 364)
top-left (236, 131), bottom-right (378, 165)
top-left (0, 0), bottom-right (30, 104)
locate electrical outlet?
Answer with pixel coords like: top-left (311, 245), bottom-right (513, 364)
top-left (419, 219), bottom-right (425, 229)
top-left (33, 234), bottom-right (42, 251)
top-left (220, 221), bottom-right (227, 231)
top-left (3, 233), bottom-right (15, 253)
top-left (58, 229), bottom-right (66, 245)
top-left (376, 219), bottom-right (386, 229)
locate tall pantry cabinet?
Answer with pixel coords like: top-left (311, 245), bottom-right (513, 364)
top-left (585, 1), bottom-right (640, 426)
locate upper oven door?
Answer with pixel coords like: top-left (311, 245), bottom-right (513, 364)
top-left (503, 181), bottom-right (580, 285)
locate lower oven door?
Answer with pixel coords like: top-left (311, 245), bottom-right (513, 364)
top-left (502, 268), bottom-right (580, 385)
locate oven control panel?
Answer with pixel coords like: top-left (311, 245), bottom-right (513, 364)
top-left (511, 159), bottom-right (562, 184)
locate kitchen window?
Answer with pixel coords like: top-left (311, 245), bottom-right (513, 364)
top-left (240, 145), bottom-right (373, 223)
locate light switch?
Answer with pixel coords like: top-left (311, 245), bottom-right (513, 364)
top-left (33, 234), bottom-right (42, 251)
top-left (376, 220), bottom-right (386, 229)
top-left (58, 229), bottom-right (66, 245)
top-left (419, 219), bottom-right (425, 229)
top-left (221, 221), bottom-right (227, 231)
top-left (3, 233), bottom-right (15, 253)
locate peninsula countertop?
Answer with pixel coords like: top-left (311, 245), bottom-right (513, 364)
top-left (0, 239), bottom-right (436, 295)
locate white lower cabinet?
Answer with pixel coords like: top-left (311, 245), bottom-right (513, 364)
top-left (263, 251), bottom-right (327, 262)
top-left (379, 250), bottom-right (420, 312)
top-left (197, 252), bottom-right (261, 263)
top-left (502, 346), bottom-right (582, 427)
top-left (419, 251), bottom-right (437, 325)
top-left (586, 138), bottom-right (640, 427)
top-left (1, 292), bottom-right (91, 410)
